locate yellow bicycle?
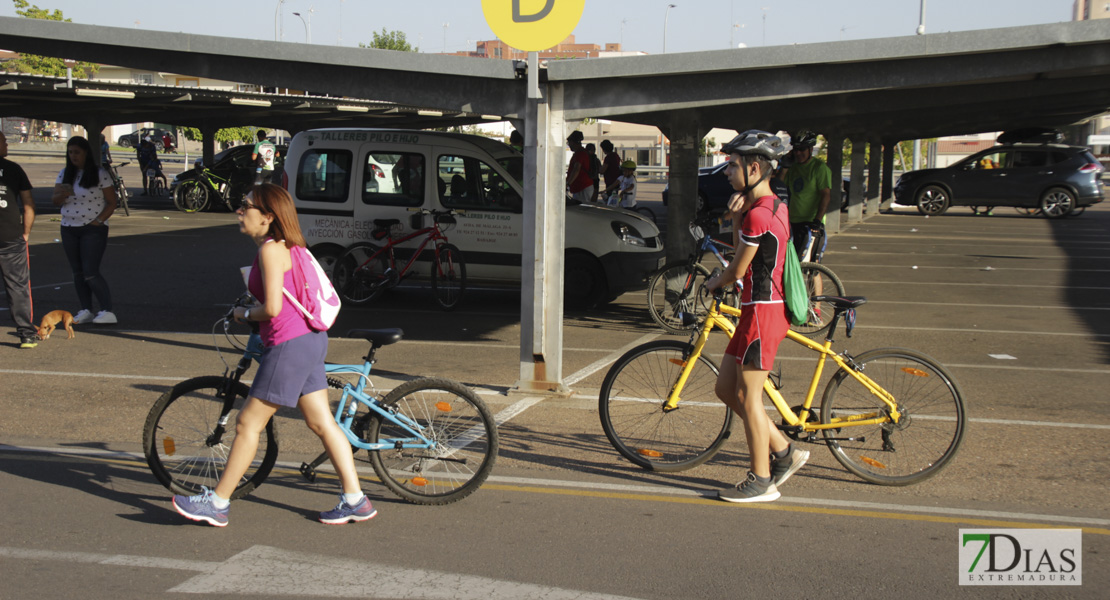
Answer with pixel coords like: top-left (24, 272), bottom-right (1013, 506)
top-left (598, 292), bottom-right (966, 485)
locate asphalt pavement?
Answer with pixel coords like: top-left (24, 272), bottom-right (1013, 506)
top-left (2, 156), bottom-right (1109, 599)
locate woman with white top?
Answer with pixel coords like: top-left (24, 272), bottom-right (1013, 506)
top-left (53, 136), bottom-right (118, 325)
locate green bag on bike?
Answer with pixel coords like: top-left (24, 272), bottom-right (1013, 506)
top-left (781, 239), bottom-right (809, 326)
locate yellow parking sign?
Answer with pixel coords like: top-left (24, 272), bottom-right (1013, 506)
top-left (481, 0), bottom-right (585, 52)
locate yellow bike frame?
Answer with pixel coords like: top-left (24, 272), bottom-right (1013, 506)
top-left (661, 299), bottom-right (901, 432)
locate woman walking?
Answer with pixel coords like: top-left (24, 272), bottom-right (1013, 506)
top-left (53, 136), bottom-right (117, 325)
top-left (172, 184), bottom-right (375, 527)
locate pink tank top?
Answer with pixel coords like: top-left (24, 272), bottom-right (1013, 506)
top-left (247, 241), bottom-right (312, 347)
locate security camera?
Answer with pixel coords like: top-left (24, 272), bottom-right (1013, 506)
top-left (513, 60), bottom-right (528, 79)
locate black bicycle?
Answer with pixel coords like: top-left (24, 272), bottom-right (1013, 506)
top-left (105, 161), bottom-right (131, 217)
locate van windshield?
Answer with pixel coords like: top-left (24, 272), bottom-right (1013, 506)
top-left (497, 156), bottom-right (524, 187)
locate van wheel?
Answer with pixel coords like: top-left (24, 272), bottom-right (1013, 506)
top-left (565, 252), bottom-right (608, 311)
top-left (311, 245), bottom-right (344, 281)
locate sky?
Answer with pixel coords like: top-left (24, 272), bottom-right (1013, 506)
top-left (0, 0), bottom-right (1075, 55)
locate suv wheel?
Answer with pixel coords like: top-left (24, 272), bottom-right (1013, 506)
top-left (1039, 187), bottom-right (1074, 219)
top-left (915, 185), bottom-right (950, 216)
top-left (118, 138), bottom-right (132, 148)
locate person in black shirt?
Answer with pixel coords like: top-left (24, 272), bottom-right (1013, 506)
top-left (0, 132), bottom-right (37, 348)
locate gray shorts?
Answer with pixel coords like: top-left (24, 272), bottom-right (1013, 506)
top-left (249, 331), bottom-right (328, 407)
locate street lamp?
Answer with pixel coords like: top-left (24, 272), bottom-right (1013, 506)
top-left (761, 7), bottom-right (768, 46)
top-left (663, 4), bottom-right (676, 54)
top-left (274, 0), bottom-right (285, 41)
top-left (290, 12), bottom-right (308, 42)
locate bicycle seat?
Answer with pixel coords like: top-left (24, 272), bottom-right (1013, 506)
top-left (346, 328), bottom-right (404, 348)
top-left (812, 296), bottom-right (867, 310)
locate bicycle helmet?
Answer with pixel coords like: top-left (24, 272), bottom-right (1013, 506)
top-left (721, 130), bottom-right (791, 160)
top-left (621, 160), bottom-right (637, 170)
top-left (792, 130), bottom-right (818, 149)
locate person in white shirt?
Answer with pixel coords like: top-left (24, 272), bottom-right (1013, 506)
top-left (604, 160), bottom-right (638, 208)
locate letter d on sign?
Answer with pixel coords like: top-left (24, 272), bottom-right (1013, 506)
top-left (513, 0), bottom-right (554, 23)
top-left (483, 0), bottom-right (585, 52)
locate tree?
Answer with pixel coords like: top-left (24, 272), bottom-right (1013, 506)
top-left (5, 1), bottom-right (99, 77)
top-left (179, 126), bottom-right (259, 145)
top-left (360, 28), bottom-right (418, 52)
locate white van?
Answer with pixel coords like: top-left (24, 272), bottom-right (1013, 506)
top-left (284, 129), bottom-right (664, 308)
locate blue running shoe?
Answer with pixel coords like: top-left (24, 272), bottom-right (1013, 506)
top-left (319, 494), bottom-right (377, 525)
top-left (172, 486), bottom-right (229, 527)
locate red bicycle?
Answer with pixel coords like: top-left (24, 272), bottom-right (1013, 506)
top-left (333, 208), bottom-right (466, 310)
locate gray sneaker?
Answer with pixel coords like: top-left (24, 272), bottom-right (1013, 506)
top-left (718, 472), bottom-right (780, 503)
top-left (770, 446), bottom-right (810, 487)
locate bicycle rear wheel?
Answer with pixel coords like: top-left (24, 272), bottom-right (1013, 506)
top-left (791, 262), bottom-right (845, 338)
top-left (431, 242), bottom-right (466, 310)
top-left (647, 262), bottom-right (739, 335)
top-left (599, 340), bottom-right (732, 472)
top-left (174, 180), bottom-right (209, 213)
top-left (150, 179), bottom-right (165, 198)
top-left (820, 348), bottom-right (965, 486)
top-left (364, 377), bottom-right (498, 505)
top-left (142, 376), bottom-right (278, 500)
top-left (333, 242), bottom-right (390, 305)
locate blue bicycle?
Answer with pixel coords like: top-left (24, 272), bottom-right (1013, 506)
top-left (142, 297), bottom-right (498, 505)
top-left (647, 215), bottom-right (741, 334)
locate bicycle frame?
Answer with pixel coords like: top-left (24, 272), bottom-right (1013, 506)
top-left (234, 331), bottom-right (436, 452)
top-left (325, 361), bottom-right (436, 452)
top-left (662, 299), bottom-right (901, 431)
top-left (364, 220), bottom-right (449, 277)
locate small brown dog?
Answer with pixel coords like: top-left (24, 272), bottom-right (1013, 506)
top-left (37, 310), bottom-right (75, 340)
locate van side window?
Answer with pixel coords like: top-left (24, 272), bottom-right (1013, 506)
top-left (362, 152), bottom-right (425, 207)
top-left (296, 150), bottom-right (352, 203)
top-left (438, 154), bottom-right (522, 213)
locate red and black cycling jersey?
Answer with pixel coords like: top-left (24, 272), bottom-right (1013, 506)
top-left (739, 195), bottom-right (790, 305)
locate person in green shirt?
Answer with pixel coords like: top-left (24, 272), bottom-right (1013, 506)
top-left (252, 130), bottom-right (280, 184)
top-left (784, 131), bottom-right (831, 262)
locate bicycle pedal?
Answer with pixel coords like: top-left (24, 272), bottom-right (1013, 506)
top-left (299, 462), bottom-right (317, 482)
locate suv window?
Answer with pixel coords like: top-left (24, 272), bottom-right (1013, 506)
top-left (967, 151), bottom-right (1009, 170)
top-left (296, 149), bottom-right (352, 203)
top-left (362, 152), bottom-right (425, 207)
top-left (1012, 150), bottom-right (1048, 169)
top-left (438, 154), bottom-right (522, 212)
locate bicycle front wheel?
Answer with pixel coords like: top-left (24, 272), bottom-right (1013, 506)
top-left (174, 180), bottom-right (209, 213)
top-left (431, 242), bottom-right (466, 310)
top-left (365, 377), bottom-right (498, 505)
top-left (647, 262), bottom-right (713, 335)
top-left (333, 242), bottom-right (389, 305)
top-left (116, 181), bottom-right (131, 216)
top-left (142, 376), bottom-right (278, 500)
top-left (791, 262), bottom-right (846, 338)
top-left (599, 340), bottom-right (731, 472)
top-left (820, 348), bottom-right (965, 486)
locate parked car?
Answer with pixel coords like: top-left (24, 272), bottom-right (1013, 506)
top-left (662, 161), bottom-right (789, 212)
top-left (662, 161), bottom-right (850, 213)
top-left (168, 144), bottom-right (287, 210)
top-left (118, 127), bottom-right (176, 149)
top-left (894, 143), bottom-right (1104, 218)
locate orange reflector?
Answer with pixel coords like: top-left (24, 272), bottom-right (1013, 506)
top-left (901, 367), bottom-right (929, 377)
top-left (412, 477), bottom-right (428, 487)
top-left (860, 456), bottom-right (887, 469)
top-left (668, 359), bottom-right (687, 367)
top-left (637, 448), bottom-right (663, 458)
top-left (162, 437), bottom-right (176, 456)
top-left (435, 402), bottom-right (452, 412)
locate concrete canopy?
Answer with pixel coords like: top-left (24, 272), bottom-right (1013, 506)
top-left (550, 20), bottom-right (1110, 142)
